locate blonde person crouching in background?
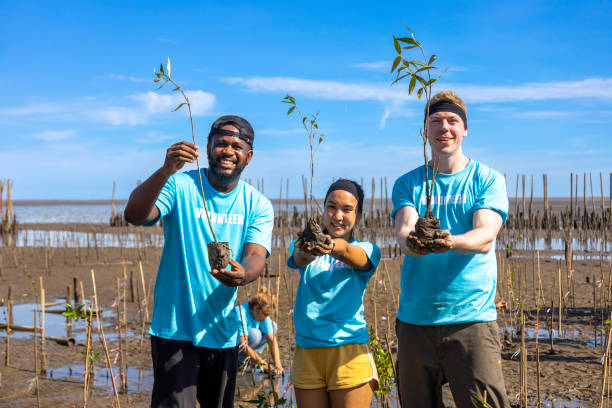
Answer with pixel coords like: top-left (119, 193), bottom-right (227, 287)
top-left (236, 289), bottom-right (284, 375)
top-left (288, 179), bottom-right (381, 408)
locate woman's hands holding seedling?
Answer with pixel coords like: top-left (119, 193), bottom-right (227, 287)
top-left (162, 141), bottom-right (199, 176)
top-left (295, 234), bottom-right (334, 257)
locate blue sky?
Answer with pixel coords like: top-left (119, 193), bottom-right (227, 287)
top-left (1, 1), bottom-right (611, 200)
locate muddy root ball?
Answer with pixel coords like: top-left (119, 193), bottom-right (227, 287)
top-left (414, 215), bottom-right (441, 246)
top-left (208, 241), bottom-right (231, 270)
top-left (297, 217), bottom-right (328, 252)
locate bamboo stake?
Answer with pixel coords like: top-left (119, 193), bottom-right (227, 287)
top-left (33, 303), bottom-right (41, 408)
top-left (590, 172), bottom-right (596, 213)
top-left (116, 277), bottom-right (126, 393)
top-left (39, 276), bottom-right (47, 375)
top-left (138, 261), bottom-right (149, 322)
top-left (535, 250), bottom-right (542, 408)
top-left (520, 303), bottom-right (526, 408)
top-left (0, 180), bottom-right (4, 223)
top-left (6, 180), bottom-right (12, 225)
top-left (529, 174), bottom-right (533, 222)
top-left (4, 285), bottom-right (12, 366)
top-left (558, 261), bottom-right (563, 336)
top-left (91, 269), bottom-right (121, 407)
top-left (84, 297), bottom-right (94, 407)
top-left (601, 315), bottom-right (612, 408)
top-left (74, 277), bottom-right (80, 306)
top-left (66, 286), bottom-right (73, 338)
top-left (371, 177), bottom-right (376, 223)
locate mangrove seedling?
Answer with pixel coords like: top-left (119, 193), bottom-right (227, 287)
top-left (154, 58), bottom-right (230, 270)
top-left (390, 26), bottom-right (448, 251)
top-left (281, 95), bottom-right (328, 252)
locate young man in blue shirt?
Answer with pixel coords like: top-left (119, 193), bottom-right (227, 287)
top-left (124, 115), bottom-right (274, 408)
top-left (392, 91), bottom-right (510, 408)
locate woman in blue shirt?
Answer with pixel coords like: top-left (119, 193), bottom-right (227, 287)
top-left (288, 179), bottom-right (381, 408)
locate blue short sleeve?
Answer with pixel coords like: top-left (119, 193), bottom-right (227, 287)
top-left (391, 174), bottom-right (416, 219)
top-left (260, 317), bottom-right (273, 334)
top-left (287, 239), bottom-right (299, 270)
top-left (145, 175), bottom-right (176, 227)
top-left (474, 170), bottom-right (509, 225)
top-left (245, 197), bottom-right (274, 257)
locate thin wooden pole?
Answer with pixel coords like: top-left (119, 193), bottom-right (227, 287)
top-left (39, 276), bottom-right (47, 375)
top-left (4, 285), bottom-right (12, 366)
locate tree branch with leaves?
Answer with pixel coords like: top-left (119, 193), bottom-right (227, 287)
top-left (390, 26), bottom-right (449, 251)
top-left (154, 58), bottom-right (230, 270)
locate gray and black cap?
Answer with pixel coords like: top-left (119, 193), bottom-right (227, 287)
top-left (208, 115), bottom-right (255, 147)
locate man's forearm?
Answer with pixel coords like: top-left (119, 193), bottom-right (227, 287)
top-left (241, 254), bottom-right (266, 285)
top-left (451, 228), bottom-right (495, 254)
top-left (124, 167), bottom-right (171, 225)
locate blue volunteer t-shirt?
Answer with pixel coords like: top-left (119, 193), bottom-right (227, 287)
top-left (287, 239), bottom-right (381, 348)
top-left (236, 302), bottom-right (274, 337)
top-left (391, 160), bottom-right (508, 325)
top-left (147, 169), bottom-right (274, 348)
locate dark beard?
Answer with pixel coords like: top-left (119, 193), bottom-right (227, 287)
top-left (207, 155), bottom-right (245, 182)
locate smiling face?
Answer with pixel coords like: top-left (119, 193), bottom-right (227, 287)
top-left (427, 111), bottom-right (467, 158)
top-left (323, 190), bottom-right (359, 240)
top-left (207, 124), bottom-right (253, 182)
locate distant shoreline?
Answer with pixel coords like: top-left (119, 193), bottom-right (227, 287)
top-left (11, 197), bottom-right (608, 207)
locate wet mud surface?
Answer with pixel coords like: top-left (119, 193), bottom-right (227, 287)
top-left (0, 223), bottom-right (609, 407)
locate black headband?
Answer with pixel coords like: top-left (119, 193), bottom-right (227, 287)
top-left (209, 127), bottom-right (253, 146)
top-left (428, 101), bottom-right (467, 128)
top-left (324, 179), bottom-right (363, 214)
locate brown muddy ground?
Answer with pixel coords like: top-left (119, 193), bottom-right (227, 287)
top-left (0, 224), bottom-right (610, 407)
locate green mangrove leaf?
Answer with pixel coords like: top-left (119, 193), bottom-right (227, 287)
top-left (391, 56), bottom-right (401, 73)
top-left (172, 102), bottom-right (186, 112)
top-left (393, 36), bottom-right (401, 54)
top-left (409, 76), bottom-right (417, 94)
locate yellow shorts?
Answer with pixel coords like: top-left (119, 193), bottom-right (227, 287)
top-left (291, 343), bottom-right (378, 391)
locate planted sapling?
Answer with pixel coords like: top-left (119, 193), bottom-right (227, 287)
top-left (154, 58), bottom-right (230, 270)
top-left (281, 95), bottom-right (328, 252)
top-left (390, 26), bottom-right (449, 252)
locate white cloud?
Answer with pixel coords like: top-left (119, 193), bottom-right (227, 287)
top-left (1, 90), bottom-right (216, 126)
top-left (106, 74), bottom-right (149, 83)
top-left (0, 103), bottom-right (66, 115)
top-left (222, 76), bottom-right (404, 102)
top-left (224, 76), bottom-right (612, 103)
top-left (30, 130), bottom-right (78, 141)
top-left (129, 90), bottom-right (216, 116)
top-left (98, 107), bottom-right (149, 126)
top-left (447, 66), bottom-right (469, 72)
top-left (352, 61), bottom-right (390, 72)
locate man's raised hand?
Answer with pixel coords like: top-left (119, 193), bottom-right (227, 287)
top-left (163, 141), bottom-right (199, 175)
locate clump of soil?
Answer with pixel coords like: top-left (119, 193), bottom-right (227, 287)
top-left (296, 217), bottom-right (328, 252)
top-left (412, 213), bottom-right (450, 251)
top-left (208, 241), bottom-right (231, 270)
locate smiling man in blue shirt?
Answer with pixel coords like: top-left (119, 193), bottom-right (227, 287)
top-left (392, 91), bottom-right (510, 408)
top-left (124, 115), bottom-right (273, 408)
